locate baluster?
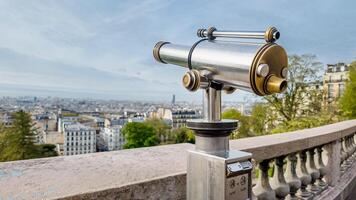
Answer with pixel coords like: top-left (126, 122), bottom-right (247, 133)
top-left (340, 138), bottom-right (348, 173)
top-left (296, 151), bottom-right (313, 199)
top-left (347, 136), bottom-right (355, 162)
top-left (352, 134), bottom-right (356, 157)
top-left (253, 159), bottom-right (276, 200)
top-left (315, 146), bottom-right (328, 191)
top-left (324, 141), bottom-right (341, 186)
top-left (345, 137), bottom-right (352, 162)
top-left (270, 156), bottom-right (290, 199)
top-left (284, 154), bottom-right (301, 200)
top-left (306, 148), bottom-right (321, 196)
top-left (343, 138), bottom-right (352, 167)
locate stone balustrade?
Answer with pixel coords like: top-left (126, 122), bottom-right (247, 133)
top-left (0, 120), bottom-right (355, 200)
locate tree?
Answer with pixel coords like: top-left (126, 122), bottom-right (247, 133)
top-left (121, 122), bottom-right (160, 149)
top-left (36, 144), bottom-right (58, 158)
top-left (271, 112), bottom-right (334, 133)
top-left (264, 54), bottom-right (323, 123)
top-left (173, 127), bottom-right (195, 144)
top-left (145, 118), bottom-right (171, 143)
top-left (0, 111), bottom-right (39, 161)
top-left (250, 104), bottom-right (269, 135)
top-left (222, 108), bottom-right (252, 138)
top-left (339, 61), bottom-right (356, 119)
top-left (222, 109), bottom-right (242, 119)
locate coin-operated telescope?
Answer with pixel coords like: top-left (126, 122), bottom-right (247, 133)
top-left (153, 27), bottom-right (288, 200)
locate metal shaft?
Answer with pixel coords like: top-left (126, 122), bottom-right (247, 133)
top-left (197, 27), bottom-right (280, 42)
top-left (208, 87), bottom-right (221, 122)
top-left (195, 135), bottom-right (229, 154)
top-left (201, 30), bottom-right (266, 39)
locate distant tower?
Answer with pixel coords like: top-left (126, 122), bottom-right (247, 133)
top-left (172, 94), bottom-right (176, 105)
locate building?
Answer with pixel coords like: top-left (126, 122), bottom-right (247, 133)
top-left (100, 126), bottom-right (126, 151)
top-left (1, 112), bottom-right (13, 127)
top-left (58, 116), bottom-right (78, 133)
top-left (151, 108), bottom-right (200, 128)
top-left (323, 63), bottom-right (349, 106)
top-left (172, 94), bottom-right (176, 105)
top-left (44, 131), bottom-right (64, 155)
top-left (63, 123), bottom-right (96, 156)
top-left (104, 117), bottom-right (128, 128)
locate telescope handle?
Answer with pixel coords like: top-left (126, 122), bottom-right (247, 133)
top-left (197, 26), bottom-right (280, 43)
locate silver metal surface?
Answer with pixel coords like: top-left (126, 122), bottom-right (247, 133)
top-left (208, 87), bottom-right (221, 121)
top-left (201, 30), bottom-right (266, 40)
top-left (256, 64), bottom-right (269, 77)
top-left (159, 40), bottom-right (266, 92)
top-left (202, 89), bottom-right (209, 121)
top-left (195, 135), bottom-right (229, 154)
top-left (187, 150), bottom-right (252, 200)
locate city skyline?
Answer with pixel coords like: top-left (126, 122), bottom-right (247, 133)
top-left (0, 0), bottom-right (355, 101)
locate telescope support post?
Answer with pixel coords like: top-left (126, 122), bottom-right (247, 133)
top-left (203, 87), bottom-right (222, 122)
top-left (187, 86), bottom-right (253, 200)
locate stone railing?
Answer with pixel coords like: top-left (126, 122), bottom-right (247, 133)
top-left (229, 120), bottom-right (356, 200)
top-left (0, 120), bottom-right (355, 200)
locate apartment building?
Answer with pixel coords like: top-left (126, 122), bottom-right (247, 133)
top-left (63, 123), bottom-right (96, 156)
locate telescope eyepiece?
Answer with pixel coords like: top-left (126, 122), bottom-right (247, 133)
top-left (265, 75), bottom-right (287, 94)
top-left (153, 41), bottom-right (170, 64)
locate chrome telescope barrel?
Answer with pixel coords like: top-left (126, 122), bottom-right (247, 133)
top-left (197, 27), bottom-right (280, 43)
top-left (153, 39), bottom-right (288, 96)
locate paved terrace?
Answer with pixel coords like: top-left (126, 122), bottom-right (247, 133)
top-left (0, 120), bottom-right (356, 200)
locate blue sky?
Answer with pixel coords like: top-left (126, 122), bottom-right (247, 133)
top-left (0, 0), bottom-right (355, 102)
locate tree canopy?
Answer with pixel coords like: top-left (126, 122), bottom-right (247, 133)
top-left (339, 61), bottom-right (356, 118)
top-left (145, 118), bottom-right (171, 143)
top-left (121, 122), bottom-right (160, 149)
top-left (173, 127), bottom-right (195, 144)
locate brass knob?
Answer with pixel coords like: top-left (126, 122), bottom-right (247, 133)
top-left (182, 70), bottom-right (200, 91)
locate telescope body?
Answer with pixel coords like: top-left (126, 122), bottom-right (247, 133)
top-left (155, 40), bottom-right (288, 96)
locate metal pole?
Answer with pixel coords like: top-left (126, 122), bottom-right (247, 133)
top-left (196, 27), bottom-right (280, 43)
top-left (203, 89), bottom-right (209, 121)
top-left (201, 30), bottom-right (266, 40)
top-left (208, 87), bottom-right (221, 122)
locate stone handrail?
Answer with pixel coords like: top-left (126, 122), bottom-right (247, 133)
top-left (0, 120), bottom-right (355, 200)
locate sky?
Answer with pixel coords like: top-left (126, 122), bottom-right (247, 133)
top-left (0, 0), bottom-right (355, 102)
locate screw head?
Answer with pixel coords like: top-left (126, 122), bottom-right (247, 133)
top-left (257, 64), bottom-right (270, 78)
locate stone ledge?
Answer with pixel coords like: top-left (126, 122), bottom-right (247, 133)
top-left (0, 143), bottom-right (193, 200)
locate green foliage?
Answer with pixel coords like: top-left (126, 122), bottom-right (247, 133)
top-left (121, 122), bottom-right (160, 149)
top-left (0, 111), bottom-right (39, 161)
top-left (339, 61), bottom-right (356, 119)
top-left (173, 127), bottom-right (195, 144)
top-left (222, 109), bottom-right (242, 120)
top-left (36, 144), bottom-right (58, 158)
top-left (271, 112), bottom-right (334, 133)
top-left (145, 118), bottom-right (171, 143)
top-left (250, 104), bottom-right (269, 135)
top-left (61, 112), bottom-right (79, 117)
top-left (222, 108), bottom-right (252, 138)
